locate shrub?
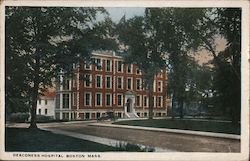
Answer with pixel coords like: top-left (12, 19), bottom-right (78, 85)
top-left (36, 115), bottom-right (54, 123)
top-left (115, 142), bottom-right (155, 152)
top-left (9, 112), bottom-right (29, 123)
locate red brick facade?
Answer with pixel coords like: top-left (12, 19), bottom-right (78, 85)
top-left (55, 51), bottom-right (169, 120)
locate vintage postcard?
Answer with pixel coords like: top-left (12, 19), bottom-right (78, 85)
top-left (0, 0), bottom-right (249, 160)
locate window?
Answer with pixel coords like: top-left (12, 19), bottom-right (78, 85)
top-left (85, 113), bottom-right (90, 119)
top-left (106, 76), bottom-right (112, 89)
top-left (117, 61), bottom-right (123, 72)
top-left (158, 96), bottom-right (163, 107)
top-left (127, 78), bottom-right (132, 90)
top-left (136, 67), bottom-right (141, 74)
top-left (106, 59), bottom-right (112, 72)
top-left (96, 93), bottom-right (102, 106)
top-left (45, 109), bottom-right (48, 115)
top-left (117, 94), bottom-right (123, 106)
top-left (45, 99), bottom-right (47, 105)
top-left (96, 58), bottom-right (102, 70)
top-left (117, 77), bottom-right (123, 89)
top-left (63, 78), bottom-right (70, 90)
top-left (96, 75), bottom-right (102, 88)
top-left (85, 74), bottom-right (91, 87)
top-left (106, 94), bottom-right (112, 106)
top-left (136, 79), bottom-right (141, 90)
top-left (136, 95), bottom-right (141, 107)
top-left (38, 99), bottom-right (41, 105)
top-left (63, 94), bottom-right (69, 108)
top-left (84, 92), bottom-right (91, 106)
top-left (63, 113), bottom-right (69, 120)
top-left (127, 64), bottom-right (132, 73)
top-left (85, 63), bottom-right (91, 70)
top-left (73, 92), bottom-right (77, 106)
top-left (144, 96), bottom-right (148, 107)
top-left (38, 109), bottom-right (41, 115)
top-left (56, 94), bottom-right (60, 108)
top-left (158, 81), bottom-right (163, 92)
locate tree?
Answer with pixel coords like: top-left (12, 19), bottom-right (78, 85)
top-left (117, 15), bottom-right (167, 119)
top-left (5, 7), bottom-right (117, 128)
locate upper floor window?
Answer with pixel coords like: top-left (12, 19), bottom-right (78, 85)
top-left (117, 94), bottom-right (123, 106)
top-left (85, 63), bottom-right (91, 70)
top-left (136, 95), bottom-right (141, 107)
top-left (127, 78), bottom-right (132, 90)
top-left (38, 99), bottom-right (41, 105)
top-left (136, 67), bottom-right (141, 75)
top-left (158, 81), bottom-right (163, 92)
top-left (96, 93), bottom-right (102, 106)
top-left (84, 92), bottom-right (92, 106)
top-left (106, 76), bottom-right (112, 89)
top-left (95, 58), bottom-right (102, 70)
top-left (117, 61), bottom-right (123, 72)
top-left (127, 64), bottom-right (132, 73)
top-left (96, 75), bottom-right (102, 88)
top-left (106, 93), bottom-right (112, 106)
top-left (63, 78), bottom-right (70, 90)
top-left (117, 77), bottom-right (123, 89)
top-left (157, 96), bottom-right (163, 107)
top-left (85, 74), bottom-right (92, 87)
top-left (136, 78), bottom-right (142, 90)
top-left (106, 59), bottom-right (112, 72)
top-left (45, 109), bottom-right (48, 115)
top-left (144, 96), bottom-right (148, 107)
top-left (45, 99), bottom-right (47, 105)
top-left (63, 94), bottom-right (69, 108)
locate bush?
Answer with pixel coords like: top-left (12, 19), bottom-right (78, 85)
top-left (115, 142), bottom-right (155, 152)
top-left (36, 115), bottom-right (54, 123)
top-left (9, 112), bottom-right (29, 123)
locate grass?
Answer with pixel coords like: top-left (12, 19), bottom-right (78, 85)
top-left (113, 119), bottom-right (240, 135)
top-left (5, 128), bottom-right (119, 152)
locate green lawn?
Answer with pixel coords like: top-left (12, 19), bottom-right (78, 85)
top-left (5, 128), bottom-right (120, 152)
top-left (114, 119), bottom-right (240, 135)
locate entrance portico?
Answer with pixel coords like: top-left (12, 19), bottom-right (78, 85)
top-left (124, 91), bottom-right (138, 118)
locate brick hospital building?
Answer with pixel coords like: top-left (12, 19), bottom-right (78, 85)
top-left (55, 51), bottom-right (169, 120)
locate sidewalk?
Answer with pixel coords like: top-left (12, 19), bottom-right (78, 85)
top-left (90, 122), bottom-right (240, 140)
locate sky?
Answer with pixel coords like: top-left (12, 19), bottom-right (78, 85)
top-left (105, 7), bottom-right (145, 22)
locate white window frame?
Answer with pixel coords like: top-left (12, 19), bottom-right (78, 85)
top-left (136, 67), bottom-right (141, 75)
top-left (106, 93), bottom-right (112, 106)
top-left (62, 93), bottom-right (70, 108)
top-left (95, 58), bottom-right (102, 71)
top-left (143, 95), bottom-right (148, 107)
top-left (73, 92), bottom-right (77, 106)
top-left (84, 92), bottom-right (92, 106)
top-left (136, 95), bottom-right (141, 107)
top-left (158, 80), bottom-right (163, 92)
top-left (84, 74), bottom-right (92, 87)
top-left (106, 76), bottom-right (112, 89)
top-left (117, 76), bottom-right (123, 89)
top-left (106, 59), bottom-right (112, 72)
top-left (157, 96), bottom-right (163, 107)
top-left (127, 77), bottom-right (133, 90)
top-left (117, 94), bottom-right (123, 106)
top-left (95, 93), bottom-right (102, 106)
top-left (96, 75), bottom-right (102, 88)
top-left (127, 64), bottom-right (132, 73)
top-left (136, 78), bottom-right (142, 90)
top-left (117, 60), bottom-right (123, 73)
top-left (84, 63), bottom-right (92, 70)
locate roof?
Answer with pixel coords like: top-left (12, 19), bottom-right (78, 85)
top-left (40, 88), bottom-right (56, 99)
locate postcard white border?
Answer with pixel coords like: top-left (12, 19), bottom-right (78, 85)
top-left (0, 0), bottom-right (249, 161)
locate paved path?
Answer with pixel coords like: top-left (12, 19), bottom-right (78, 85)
top-left (36, 122), bottom-right (240, 152)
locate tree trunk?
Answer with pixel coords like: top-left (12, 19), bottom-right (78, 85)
top-left (29, 81), bottom-right (39, 129)
top-left (148, 78), bottom-right (154, 120)
top-left (179, 98), bottom-right (184, 119)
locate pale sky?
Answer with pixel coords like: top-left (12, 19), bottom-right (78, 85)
top-left (105, 7), bottom-right (145, 22)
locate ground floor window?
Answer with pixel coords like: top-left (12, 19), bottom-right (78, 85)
top-left (144, 112), bottom-right (147, 117)
top-left (137, 112), bottom-right (140, 117)
top-left (118, 112), bottom-right (122, 118)
top-left (62, 112), bottom-right (69, 120)
top-left (55, 112), bottom-right (60, 120)
top-left (86, 112), bottom-right (90, 119)
top-left (97, 112), bottom-right (101, 119)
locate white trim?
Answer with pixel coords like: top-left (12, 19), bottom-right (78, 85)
top-left (84, 92), bottom-right (92, 106)
top-left (136, 95), bottom-right (142, 107)
top-left (117, 93), bottom-right (123, 107)
top-left (95, 74), bottom-right (102, 88)
top-left (127, 77), bottom-right (133, 90)
top-left (127, 64), bottom-right (132, 73)
top-left (106, 59), bottom-right (112, 72)
top-left (158, 80), bottom-right (163, 92)
top-left (84, 74), bottom-right (92, 87)
top-left (136, 78), bottom-right (142, 90)
top-left (116, 60), bottom-right (124, 73)
top-left (73, 92), bottom-right (77, 106)
top-left (105, 75), bottom-right (112, 89)
top-left (117, 76), bottom-right (123, 89)
top-left (95, 93), bottom-right (102, 106)
top-left (95, 58), bottom-right (102, 71)
top-left (157, 96), bottom-right (163, 107)
top-left (84, 63), bottom-right (92, 70)
top-left (105, 93), bottom-right (112, 106)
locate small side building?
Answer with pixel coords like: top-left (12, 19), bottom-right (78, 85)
top-left (37, 89), bottom-right (56, 118)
